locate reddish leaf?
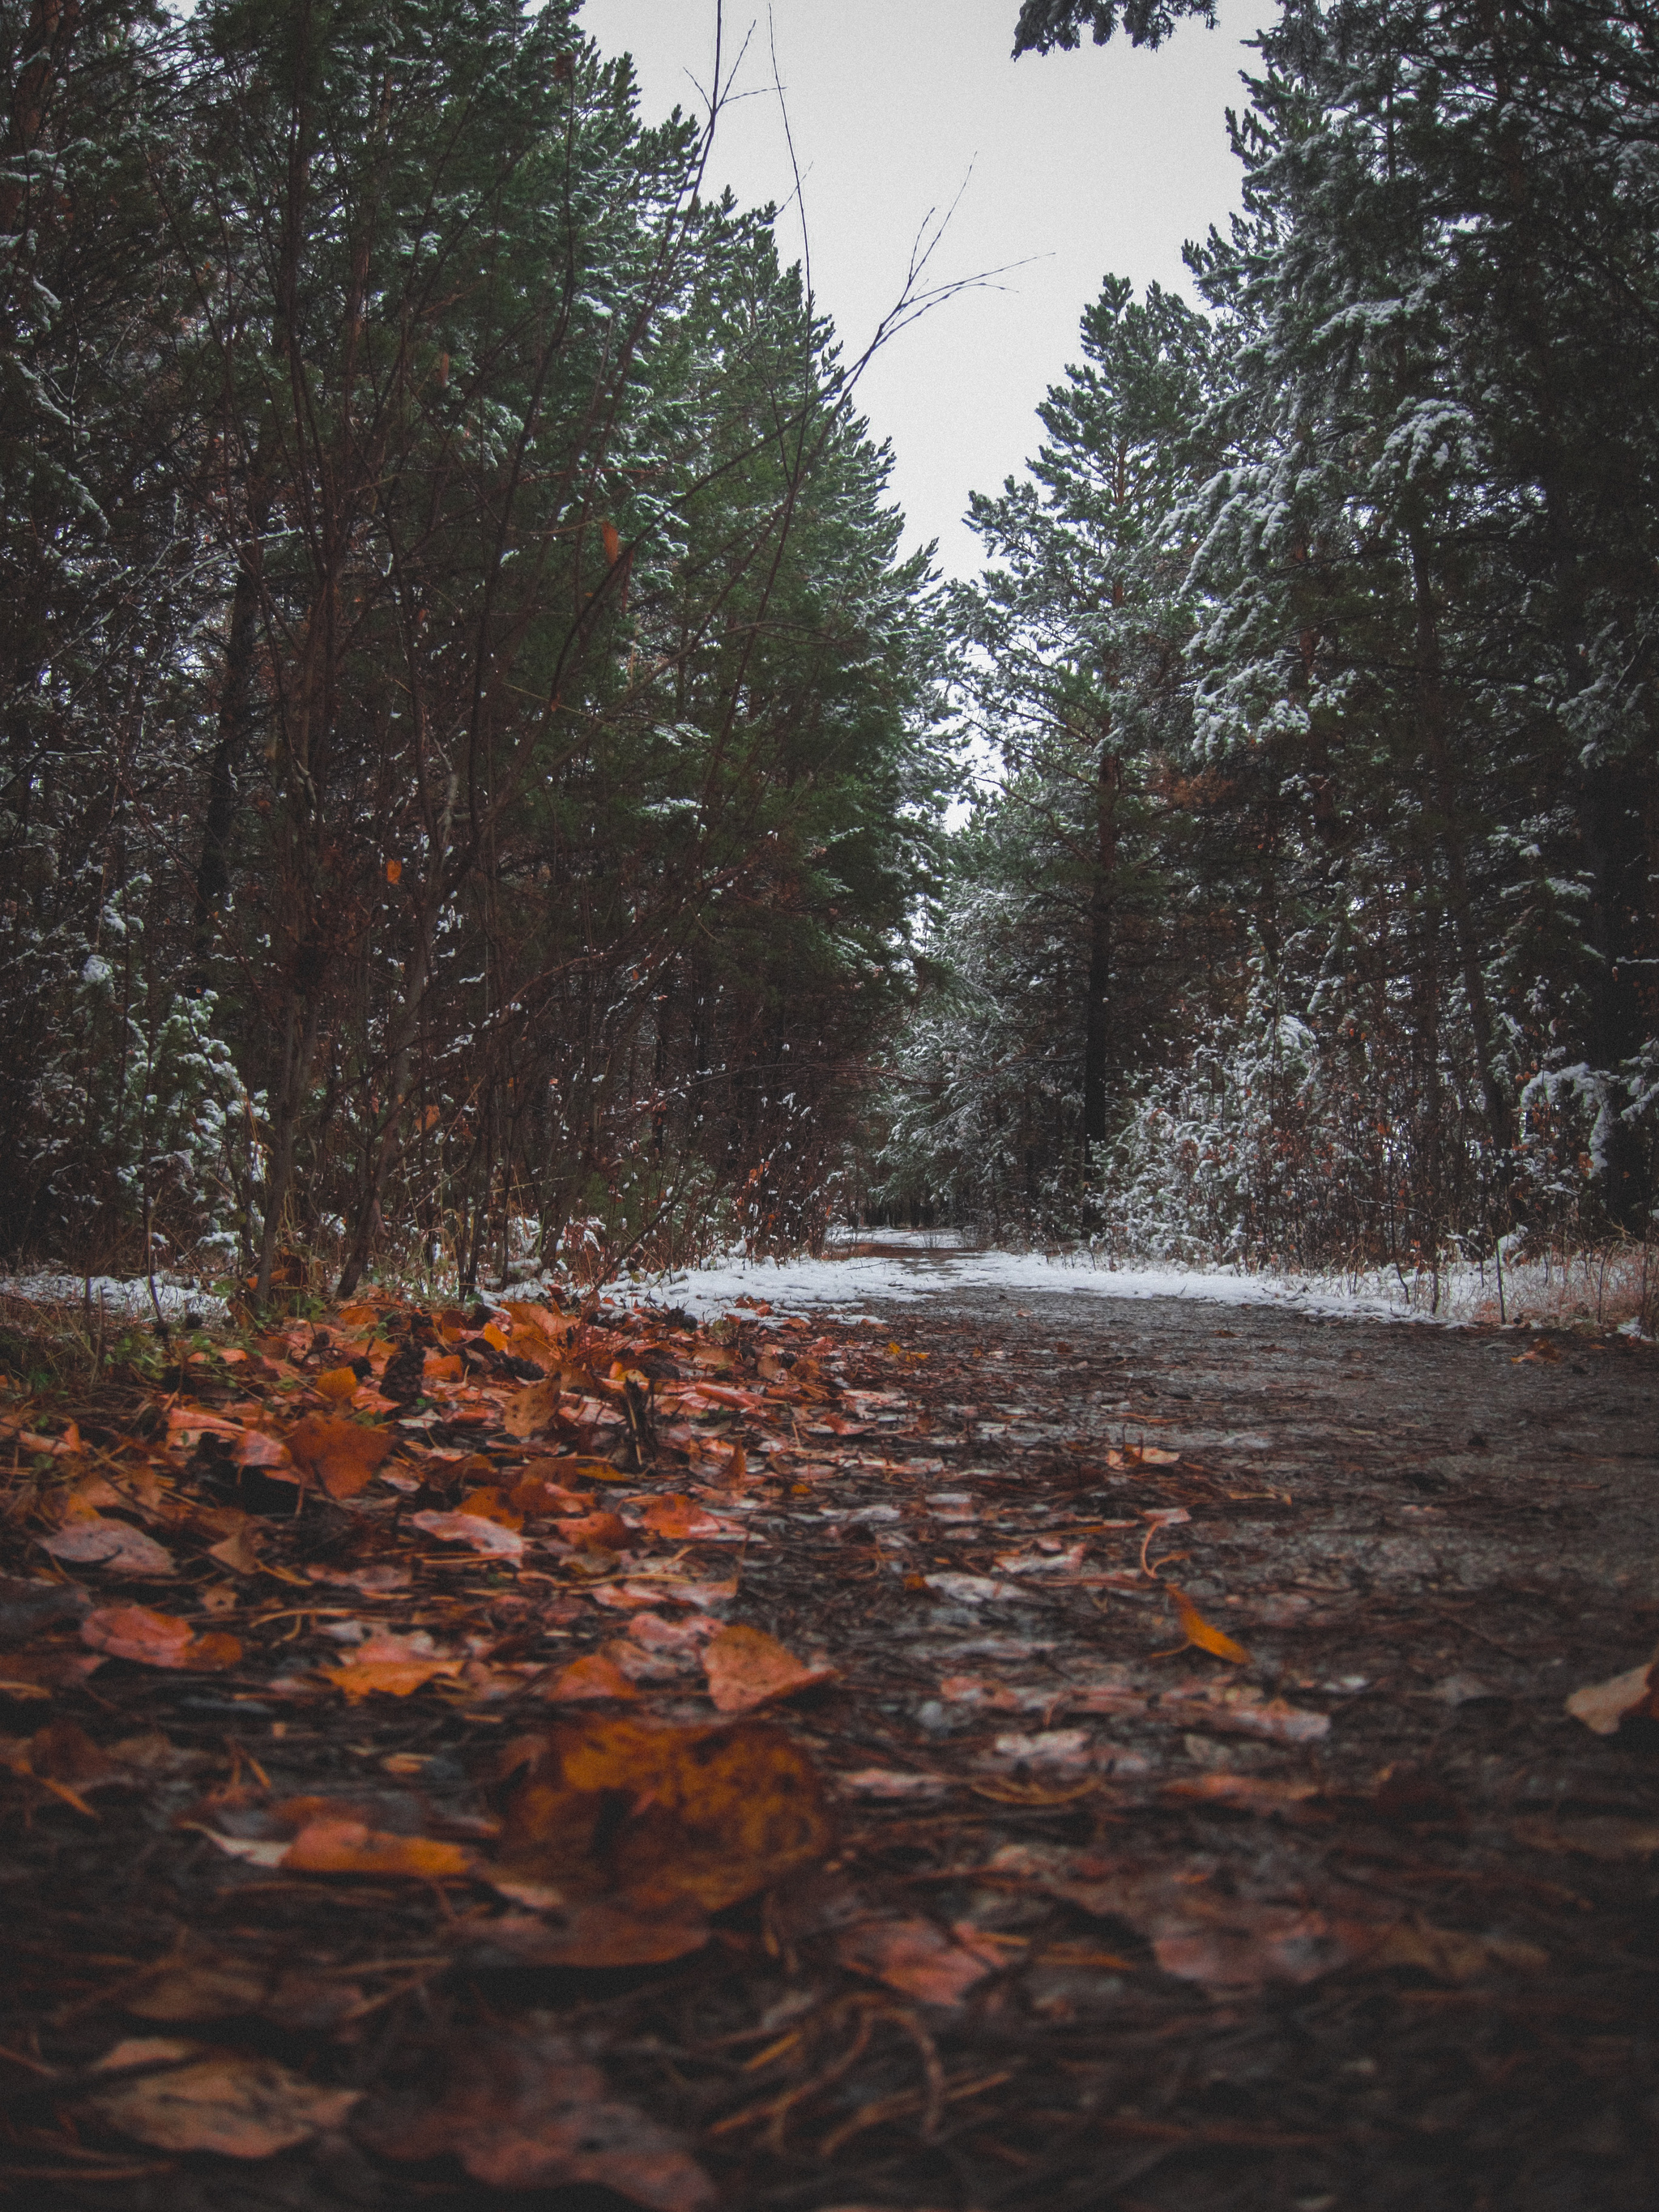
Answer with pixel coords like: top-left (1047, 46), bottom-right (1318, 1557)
top-left (702, 1623), bottom-right (836, 1714)
top-left (542, 1648), bottom-right (640, 1702)
top-left (836, 1916), bottom-right (1005, 2006)
top-left (81, 1606), bottom-right (240, 1672)
top-left (355, 2027), bottom-right (713, 2208)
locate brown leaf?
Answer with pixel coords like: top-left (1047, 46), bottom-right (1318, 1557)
top-left (40, 1516), bottom-right (175, 1575)
top-left (499, 1713), bottom-right (831, 1915)
top-left (126, 1937), bottom-right (361, 2030)
top-left (84, 2037), bottom-right (360, 2157)
top-left (702, 1623), bottom-right (836, 1714)
top-left (541, 1648), bottom-right (641, 1702)
top-left (1565, 1656), bottom-right (1658, 1736)
top-left (502, 1379), bottom-right (562, 1439)
top-left (355, 2027), bottom-right (714, 2208)
top-left (836, 1916), bottom-right (1005, 2006)
top-left (207, 1524), bottom-right (264, 1575)
top-left (81, 1606), bottom-right (241, 1672)
top-left (284, 1414), bottom-right (394, 1498)
top-left (314, 1366), bottom-right (359, 1403)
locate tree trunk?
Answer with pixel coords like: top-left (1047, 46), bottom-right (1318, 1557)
top-left (1410, 530), bottom-right (1512, 1157)
top-left (1081, 745), bottom-right (1121, 1153)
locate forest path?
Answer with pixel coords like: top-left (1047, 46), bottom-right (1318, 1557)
top-left (2, 1282), bottom-right (1656, 2210)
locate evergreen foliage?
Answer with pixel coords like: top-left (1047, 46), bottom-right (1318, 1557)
top-left (0, 0), bottom-right (953, 1292)
top-left (883, 0), bottom-right (1657, 1268)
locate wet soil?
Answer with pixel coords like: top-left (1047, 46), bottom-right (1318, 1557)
top-left (2, 1287), bottom-right (1657, 2211)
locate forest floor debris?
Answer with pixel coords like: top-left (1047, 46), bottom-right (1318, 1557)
top-left (0, 1277), bottom-right (1655, 2210)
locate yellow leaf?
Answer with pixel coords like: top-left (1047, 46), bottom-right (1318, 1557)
top-left (1170, 1587), bottom-right (1251, 1665)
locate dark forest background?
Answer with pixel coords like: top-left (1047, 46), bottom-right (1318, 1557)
top-left (3, 0), bottom-right (1655, 1298)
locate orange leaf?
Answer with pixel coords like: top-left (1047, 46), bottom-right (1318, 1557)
top-left (281, 1818), bottom-right (472, 1879)
top-left (702, 1623), bottom-right (836, 1715)
top-left (284, 1414), bottom-right (394, 1499)
top-left (509, 1473), bottom-right (593, 1518)
top-left (556, 1511), bottom-right (632, 1553)
top-left (314, 1366), bottom-right (358, 1403)
top-left (600, 518), bottom-right (621, 565)
top-left (322, 1658), bottom-right (461, 1700)
top-left (1169, 1587), bottom-right (1252, 1665)
top-left (500, 1714), bottom-right (832, 1915)
top-left (542, 1649), bottom-right (640, 1703)
top-left (385, 858), bottom-right (402, 884)
top-left (639, 1494), bottom-right (726, 1540)
top-left (457, 1487), bottom-right (523, 1532)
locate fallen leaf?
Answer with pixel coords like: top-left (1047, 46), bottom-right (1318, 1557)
top-left (126, 1937), bottom-right (362, 2030)
top-left (354, 2027), bottom-right (714, 2208)
top-left (280, 1817), bottom-right (473, 1879)
top-left (284, 1414), bottom-right (394, 1499)
top-left (409, 1509), bottom-right (525, 1558)
top-left (39, 1517), bottom-right (174, 1575)
top-left (702, 1623), bottom-right (836, 1713)
top-left (1167, 1587), bottom-right (1252, 1665)
top-left (554, 1510), bottom-right (632, 1552)
top-left (314, 1366), bottom-right (359, 1402)
top-left (509, 1472), bottom-right (595, 1518)
top-left (321, 1630), bottom-right (464, 1700)
top-left (1565, 1656), bottom-right (1658, 1736)
top-left (640, 1493), bottom-right (729, 1540)
top-left (81, 1606), bottom-right (241, 1671)
top-left (541, 1648), bottom-right (641, 1701)
top-left (84, 2037), bottom-right (360, 2157)
top-left (455, 1486), bottom-right (523, 1531)
top-left (207, 1525), bottom-right (265, 1575)
top-left (499, 1713), bottom-right (831, 1916)
top-left (837, 1916), bottom-right (1005, 2005)
top-left (502, 1379), bottom-right (563, 1439)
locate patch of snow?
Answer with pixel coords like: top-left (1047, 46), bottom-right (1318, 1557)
top-left (0, 1273), bottom-right (231, 1328)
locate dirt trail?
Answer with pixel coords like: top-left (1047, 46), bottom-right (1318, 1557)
top-left (1, 1284), bottom-right (1655, 2211)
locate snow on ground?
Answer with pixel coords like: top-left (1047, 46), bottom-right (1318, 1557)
top-left (0, 1273), bottom-right (232, 1329)
top-left (643, 1234), bottom-right (1414, 1326)
top-left (643, 1230), bottom-right (1648, 1334)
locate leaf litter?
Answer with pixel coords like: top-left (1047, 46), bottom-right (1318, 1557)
top-left (0, 1281), bottom-right (1654, 2207)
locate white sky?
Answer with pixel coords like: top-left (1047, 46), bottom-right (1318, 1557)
top-left (577, 0), bottom-right (1276, 582)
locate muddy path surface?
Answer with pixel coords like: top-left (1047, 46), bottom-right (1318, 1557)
top-left (1, 1283), bottom-right (1655, 2212)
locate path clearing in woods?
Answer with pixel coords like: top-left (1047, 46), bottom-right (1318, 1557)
top-left (1, 1270), bottom-right (1656, 2210)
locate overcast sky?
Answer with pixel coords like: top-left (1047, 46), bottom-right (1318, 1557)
top-left (577, 0), bottom-right (1276, 581)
